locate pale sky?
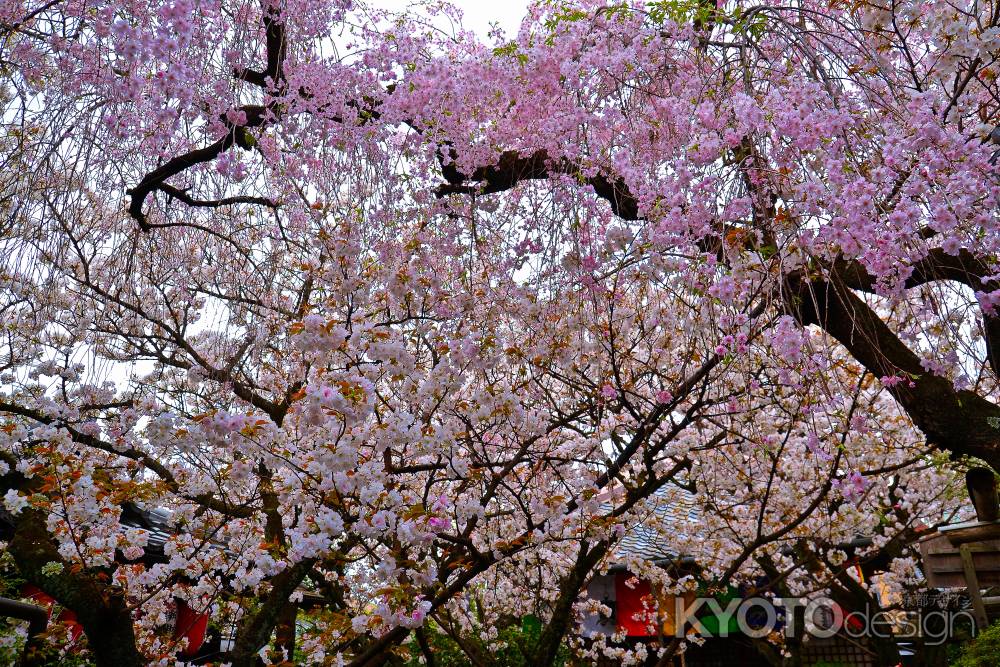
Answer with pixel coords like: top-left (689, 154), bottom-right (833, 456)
top-left (370, 0), bottom-right (531, 41)
top-left (38, 1), bottom-right (535, 394)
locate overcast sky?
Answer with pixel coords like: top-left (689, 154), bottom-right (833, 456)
top-left (370, 0), bottom-right (531, 41)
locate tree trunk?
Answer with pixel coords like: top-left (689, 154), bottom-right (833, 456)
top-left (7, 509), bottom-right (145, 667)
top-left (273, 601), bottom-right (298, 662)
top-left (532, 542), bottom-right (608, 666)
top-left (229, 558), bottom-right (316, 667)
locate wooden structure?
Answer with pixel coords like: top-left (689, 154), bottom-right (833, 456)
top-left (918, 467), bottom-right (1000, 628)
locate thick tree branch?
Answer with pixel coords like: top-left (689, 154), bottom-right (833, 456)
top-left (158, 183), bottom-right (278, 211)
top-left (435, 149), bottom-right (640, 220)
top-left (126, 106), bottom-right (266, 231)
top-left (228, 557), bottom-right (317, 667)
top-left (785, 272), bottom-right (1000, 468)
top-left (7, 506), bottom-right (145, 667)
top-left (0, 399), bottom-right (254, 518)
top-left (833, 249), bottom-right (1000, 376)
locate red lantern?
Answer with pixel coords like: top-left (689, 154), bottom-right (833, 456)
top-left (172, 599), bottom-right (209, 658)
top-left (20, 584), bottom-right (84, 643)
top-left (614, 574), bottom-right (658, 636)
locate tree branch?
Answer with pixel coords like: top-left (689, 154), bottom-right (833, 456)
top-left (785, 272), bottom-right (1000, 468)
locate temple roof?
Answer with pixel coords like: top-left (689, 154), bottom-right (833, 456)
top-left (612, 486), bottom-right (699, 565)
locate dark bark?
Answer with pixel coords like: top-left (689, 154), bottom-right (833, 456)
top-left (126, 106), bottom-right (266, 229)
top-left (7, 509), bottom-right (145, 667)
top-left (830, 569), bottom-right (901, 667)
top-left (127, 0), bottom-right (285, 228)
top-left (430, 136), bottom-right (1000, 473)
top-left (414, 627), bottom-right (436, 667)
top-left (0, 596), bottom-right (48, 667)
top-left (228, 557), bottom-right (317, 667)
top-left (784, 272), bottom-right (1000, 469)
top-left (229, 463), bottom-right (311, 666)
top-left (532, 543), bottom-right (609, 666)
top-left (436, 148), bottom-right (640, 220)
top-left (273, 601), bottom-right (298, 662)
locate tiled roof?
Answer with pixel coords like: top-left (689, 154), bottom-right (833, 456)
top-left (613, 486), bottom-right (699, 564)
top-left (0, 502), bottom-right (177, 564)
top-left (4, 485), bottom-right (704, 568)
top-left (120, 502), bottom-right (178, 563)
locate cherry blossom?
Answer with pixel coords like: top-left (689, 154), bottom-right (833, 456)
top-left (1, 0), bottom-right (997, 665)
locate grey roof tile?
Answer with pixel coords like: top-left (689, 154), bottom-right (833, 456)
top-left (613, 486), bottom-right (698, 563)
